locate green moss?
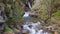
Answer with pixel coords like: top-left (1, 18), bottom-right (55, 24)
top-left (3, 27), bottom-right (12, 32)
top-left (5, 4), bottom-right (12, 17)
top-left (53, 10), bottom-right (60, 20)
top-left (57, 27), bottom-right (60, 30)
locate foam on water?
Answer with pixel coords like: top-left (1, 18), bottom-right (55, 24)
top-left (23, 12), bottom-right (29, 18)
top-left (29, 27), bottom-right (36, 34)
top-left (23, 24), bottom-right (30, 30)
top-left (36, 29), bottom-right (43, 34)
top-left (22, 22), bottom-right (49, 34)
top-left (43, 32), bottom-right (49, 34)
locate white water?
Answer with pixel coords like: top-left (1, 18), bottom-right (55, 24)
top-left (32, 22), bottom-right (40, 28)
top-left (23, 12), bottom-right (30, 18)
top-left (23, 1), bottom-right (49, 34)
top-left (43, 32), bottom-right (49, 34)
top-left (23, 1), bottom-right (32, 18)
top-left (28, 2), bottom-right (32, 9)
top-left (36, 29), bottom-right (43, 34)
top-left (23, 24), bottom-right (36, 34)
top-left (22, 22), bottom-right (49, 34)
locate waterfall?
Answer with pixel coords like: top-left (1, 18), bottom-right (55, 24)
top-left (23, 11), bottom-right (30, 20)
top-left (31, 21), bottom-right (41, 29)
top-left (36, 29), bottom-right (43, 34)
top-left (22, 22), bottom-right (49, 34)
top-left (29, 27), bottom-right (36, 34)
top-left (22, 1), bottom-right (49, 34)
top-left (23, 24), bottom-right (29, 30)
top-left (22, 24), bottom-right (36, 34)
top-left (43, 32), bottom-right (49, 34)
top-left (27, 1), bottom-right (32, 9)
top-left (23, 12), bottom-right (29, 17)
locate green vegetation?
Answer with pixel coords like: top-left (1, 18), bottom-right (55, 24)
top-left (53, 10), bottom-right (60, 20)
top-left (3, 27), bottom-right (12, 32)
top-left (0, 0), bottom-right (60, 34)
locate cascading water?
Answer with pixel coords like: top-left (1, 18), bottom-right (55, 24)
top-left (22, 0), bottom-right (49, 34)
top-left (26, 0), bottom-right (32, 10)
top-left (23, 0), bottom-right (33, 19)
top-left (22, 22), bottom-right (49, 34)
top-left (23, 11), bottom-right (30, 20)
top-left (43, 32), bottom-right (49, 34)
top-left (23, 12), bottom-right (29, 18)
top-left (36, 29), bottom-right (43, 34)
top-left (27, 2), bottom-right (32, 9)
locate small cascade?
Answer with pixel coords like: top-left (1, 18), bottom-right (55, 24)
top-left (36, 29), bottom-right (43, 34)
top-left (23, 12), bottom-right (30, 18)
top-left (23, 0), bottom-right (33, 20)
top-left (22, 23), bottom-right (36, 34)
top-left (22, 21), bottom-right (49, 34)
top-left (26, 1), bottom-right (32, 10)
top-left (23, 11), bottom-right (30, 20)
top-left (22, 0), bottom-right (49, 34)
top-left (27, 1), bottom-right (32, 9)
top-left (43, 32), bottom-right (49, 34)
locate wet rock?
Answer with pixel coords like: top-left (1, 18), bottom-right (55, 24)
top-left (0, 23), bottom-right (5, 34)
top-left (22, 29), bottom-right (29, 34)
top-left (54, 31), bottom-right (58, 34)
top-left (36, 29), bottom-right (43, 34)
top-left (30, 15), bottom-right (38, 18)
top-left (13, 28), bottom-right (21, 34)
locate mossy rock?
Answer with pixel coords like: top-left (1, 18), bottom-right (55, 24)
top-left (3, 27), bottom-right (14, 34)
top-left (5, 5), bottom-right (11, 17)
top-left (3, 27), bottom-right (12, 32)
